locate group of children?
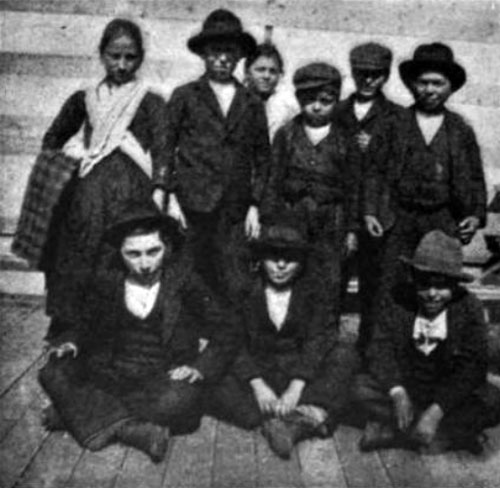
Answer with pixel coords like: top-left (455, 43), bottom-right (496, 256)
top-left (12, 8), bottom-right (500, 464)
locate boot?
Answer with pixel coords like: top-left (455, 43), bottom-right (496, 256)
top-left (359, 421), bottom-right (400, 452)
top-left (261, 418), bottom-right (294, 459)
top-left (116, 420), bottom-right (169, 463)
top-left (42, 404), bottom-right (66, 432)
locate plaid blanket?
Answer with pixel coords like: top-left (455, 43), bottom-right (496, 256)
top-left (12, 150), bottom-right (79, 269)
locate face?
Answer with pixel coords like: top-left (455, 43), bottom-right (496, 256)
top-left (299, 88), bottom-right (338, 127)
top-left (101, 34), bottom-right (141, 86)
top-left (262, 252), bottom-right (303, 288)
top-left (411, 71), bottom-right (452, 113)
top-left (203, 41), bottom-right (242, 82)
top-left (120, 231), bottom-right (169, 285)
top-left (246, 55), bottom-right (281, 96)
top-left (415, 271), bottom-right (455, 318)
top-left (352, 68), bottom-right (388, 101)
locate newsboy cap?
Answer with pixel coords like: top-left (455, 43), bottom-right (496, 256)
top-left (293, 62), bottom-right (342, 94)
top-left (350, 42), bottom-right (393, 71)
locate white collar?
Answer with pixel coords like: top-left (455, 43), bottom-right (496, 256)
top-left (124, 279), bottom-right (161, 319)
top-left (413, 310), bottom-right (447, 356)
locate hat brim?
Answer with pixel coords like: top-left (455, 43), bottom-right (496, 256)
top-left (104, 214), bottom-right (184, 249)
top-left (251, 240), bottom-right (311, 257)
top-left (294, 80), bottom-right (340, 93)
top-left (399, 59), bottom-right (466, 92)
top-left (399, 255), bottom-right (474, 282)
top-left (187, 31), bottom-right (257, 57)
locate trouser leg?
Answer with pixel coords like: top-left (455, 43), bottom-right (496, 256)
top-left (205, 374), bottom-right (263, 430)
top-left (39, 357), bottom-right (131, 450)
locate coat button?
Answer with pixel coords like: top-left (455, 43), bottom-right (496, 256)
top-left (309, 159), bottom-right (316, 166)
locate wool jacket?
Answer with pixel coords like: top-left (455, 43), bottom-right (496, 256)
top-left (59, 253), bottom-right (240, 384)
top-left (262, 114), bottom-right (361, 231)
top-left (232, 269), bottom-right (338, 384)
top-left (164, 76), bottom-right (271, 213)
top-left (367, 285), bottom-right (488, 413)
top-left (364, 107), bottom-right (487, 230)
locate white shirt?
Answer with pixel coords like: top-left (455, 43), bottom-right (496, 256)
top-left (416, 111), bottom-right (445, 145)
top-left (124, 279), bottom-right (161, 319)
top-left (353, 99), bottom-right (374, 121)
top-left (304, 124), bottom-right (331, 146)
top-left (265, 88), bottom-right (300, 141)
top-left (413, 310), bottom-right (448, 356)
top-left (265, 286), bottom-right (292, 331)
top-left (208, 80), bottom-right (236, 117)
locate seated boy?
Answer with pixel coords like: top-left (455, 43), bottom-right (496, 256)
top-left (354, 230), bottom-right (500, 454)
top-left (206, 213), bottom-right (358, 459)
top-left (164, 9), bottom-right (271, 296)
top-left (39, 201), bottom-right (238, 463)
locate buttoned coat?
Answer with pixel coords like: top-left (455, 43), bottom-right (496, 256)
top-left (364, 107), bottom-right (487, 230)
top-left (164, 76), bottom-right (271, 213)
top-left (367, 285), bottom-right (488, 414)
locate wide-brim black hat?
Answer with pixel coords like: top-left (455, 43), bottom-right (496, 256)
top-left (187, 9), bottom-right (256, 57)
top-left (399, 42), bottom-right (466, 92)
top-left (399, 230), bottom-right (474, 282)
top-left (104, 200), bottom-right (183, 249)
top-left (251, 212), bottom-right (312, 257)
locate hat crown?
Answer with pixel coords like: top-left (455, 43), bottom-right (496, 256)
top-left (350, 42), bottom-right (392, 70)
top-left (412, 42), bottom-right (455, 65)
top-left (201, 9), bottom-right (243, 34)
top-left (412, 230), bottom-right (464, 276)
top-left (293, 62), bottom-right (341, 92)
top-left (256, 211), bottom-right (310, 252)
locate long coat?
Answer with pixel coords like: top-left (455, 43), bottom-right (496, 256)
top-left (363, 107), bottom-right (487, 231)
top-left (367, 285), bottom-right (488, 414)
top-left (164, 76), bottom-right (271, 213)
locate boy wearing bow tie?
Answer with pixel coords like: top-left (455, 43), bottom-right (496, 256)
top-left (354, 230), bottom-right (500, 454)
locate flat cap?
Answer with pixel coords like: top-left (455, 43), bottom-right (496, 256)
top-left (350, 42), bottom-right (392, 70)
top-left (293, 62), bottom-right (342, 93)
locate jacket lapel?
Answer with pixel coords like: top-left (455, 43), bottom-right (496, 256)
top-left (159, 258), bottom-right (190, 345)
top-left (226, 83), bottom-right (251, 134)
top-left (197, 77), bottom-right (226, 122)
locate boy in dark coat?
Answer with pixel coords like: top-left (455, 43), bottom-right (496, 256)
top-left (364, 43), bottom-right (487, 300)
top-left (39, 201), bottom-right (239, 463)
top-left (164, 9), bottom-right (271, 296)
top-left (334, 42), bottom-right (404, 357)
top-left (262, 63), bottom-right (360, 327)
top-left (354, 230), bottom-right (500, 454)
top-left (207, 214), bottom-right (358, 459)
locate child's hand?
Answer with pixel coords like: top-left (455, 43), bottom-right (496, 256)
top-left (245, 206), bottom-right (261, 239)
top-left (250, 378), bottom-right (278, 415)
top-left (275, 379), bottom-right (305, 417)
top-left (152, 188), bottom-right (166, 211)
top-left (168, 365), bottom-right (203, 383)
top-left (364, 215), bottom-right (384, 238)
top-left (167, 193), bottom-right (188, 230)
top-left (412, 404), bottom-right (443, 446)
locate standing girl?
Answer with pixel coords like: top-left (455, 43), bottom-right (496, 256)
top-left (13, 19), bottom-right (169, 340)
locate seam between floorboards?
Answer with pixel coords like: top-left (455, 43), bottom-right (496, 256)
top-left (0, 351), bottom-right (45, 399)
top-left (12, 430), bottom-right (50, 488)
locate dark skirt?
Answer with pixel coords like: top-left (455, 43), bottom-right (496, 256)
top-left (46, 151), bottom-right (152, 317)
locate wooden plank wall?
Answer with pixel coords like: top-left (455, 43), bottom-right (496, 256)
top-left (1, 0), bottom-right (499, 261)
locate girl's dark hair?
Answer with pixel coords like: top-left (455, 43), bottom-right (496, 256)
top-left (99, 18), bottom-right (145, 64)
top-left (244, 43), bottom-right (284, 73)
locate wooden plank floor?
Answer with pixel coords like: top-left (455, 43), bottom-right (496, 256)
top-left (1, 295), bottom-right (500, 488)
